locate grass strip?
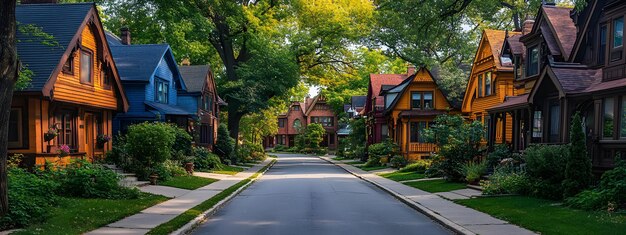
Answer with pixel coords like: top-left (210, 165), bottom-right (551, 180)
top-left (210, 164), bottom-right (244, 175)
top-left (160, 175), bottom-right (219, 190)
top-left (403, 179), bottom-right (466, 193)
top-left (378, 171), bottom-right (425, 182)
top-left (148, 160), bottom-right (276, 235)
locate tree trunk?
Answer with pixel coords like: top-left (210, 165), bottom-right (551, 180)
top-left (0, 0), bottom-right (18, 216)
top-left (227, 106), bottom-right (243, 143)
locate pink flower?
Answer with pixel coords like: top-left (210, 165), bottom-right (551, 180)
top-left (58, 144), bottom-right (70, 157)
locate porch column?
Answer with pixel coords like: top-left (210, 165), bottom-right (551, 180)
top-left (405, 119), bottom-right (410, 157)
top-left (501, 113), bottom-right (507, 146)
top-left (488, 113), bottom-right (496, 151)
top-left (512, 110), bottom-right (520, 151)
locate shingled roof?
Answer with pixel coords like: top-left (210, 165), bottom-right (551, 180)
top-left (179, 65), bottom-right (211, 93)
top-left (542, 6), bottom-right (577, 60)
top-left (109, 44), bottom-right (171, 81)
top-left (483, 29), bottom-right (521, 69)
top-left (369, 74), bottom-right (406, 107)
top-left (16, 3), bottom-right (94, 91)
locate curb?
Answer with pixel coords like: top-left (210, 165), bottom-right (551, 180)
top-left (171, 159), bottom-right (276, 235)
top-left (320, 157), bottom-right (475, 235)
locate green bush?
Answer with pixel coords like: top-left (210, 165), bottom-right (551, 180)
top-left (0, 168), bottom-right (59, 230)
top-left (399, 160), bottom-right (431, 173)
top-left (487, 144), bottom-right (511, 169)
top-left (463, 161), bottom-right (487, 183)
top-left (192, 147), bottom-right (222, 171)
top-left (171, 126), bottom-right (193, 160)
top-left (567, 156), bottom-right (626, 211)
top-left (367, 140), bottom-right (398, 158)
top-left (57, 160), bottom-right (141, 199)
top-left (215, 124), bottom-right (235, 160)
top-left (524, 144), bottom-right (569, 199)
top-left (562, 113), bottom-right (592, 198)
top-left (273, 144), bottom-right (287, 152)
top-left (364, 155), bottom-right (381, 167)
top-left (481, 168), bottom-right (530, 195)
top-left (390, 155), bottom-right (408, 169)
top-left (126, 122), bottom-right (176, 172)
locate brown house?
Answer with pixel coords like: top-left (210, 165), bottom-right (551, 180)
top-left (305, 95), bottom-right (339, 149)
top-left (273, 101), bottom-right (307, 148)
top-left (10, 2), bottom-right (128, 166)
top-left (364, 68), bottom-right (408, 146)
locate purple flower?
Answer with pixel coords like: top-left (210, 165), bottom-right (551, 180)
top-left (58, 144), bottom-right (70, 157)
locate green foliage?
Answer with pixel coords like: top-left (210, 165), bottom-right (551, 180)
top-left (399, 160), bottom-right (431, 173)
top-left (487, 144), bottom-right (512, 169)
top-left (236, 141), bottom-right (267, 163)
top-left (423, 114), bottom-right (485, 181)
top-left (389, 155), bottom-right (408, 169)
top-left (567, 156), bottom-right (626, 211)
top-left (462, 161), bottom-right (487, 183)
top-left (481, 168), bottom-right (530, 195)
top-left (171, 125), bottom-right (193, 158)
top-left (192, 147), bottom-right (222, 171)
top-left (367, 139), bottom-right (398, 158)
top-left (0, 168), bottom-right (58, 230)
top-left (304, 123), bottom-right (326, 149)
top-left (524, 144), bottom-right (570, 200)
top-left (273, 144), bottom-right (288, 152)
top-left (215, 124), bottom-right (235, 160)
top-left (364, 155), bottom-right (381, 167)
top-left (56, 160), bottom-right (141, 199)
top-left (126, 122), bottom-right (176, 171)
top-left (240, 109), bottom-right (279, 145)
top-left (562, 113), bottom-right (592, 198)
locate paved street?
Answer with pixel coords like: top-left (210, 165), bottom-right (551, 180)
top-left (191, 153), bottom-right (451, 235)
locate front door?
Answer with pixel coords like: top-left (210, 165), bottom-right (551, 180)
top-left (85, 113), bottom-right (95, 160)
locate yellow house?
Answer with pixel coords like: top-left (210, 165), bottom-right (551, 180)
top-left (382, 67), bottom-right (458, 161)
top-left (461, 29), bottom-right (522, 145)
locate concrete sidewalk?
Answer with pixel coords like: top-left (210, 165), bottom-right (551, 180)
top-left (86, 158), bottom-right (273, 235)
top-left (322, 156), bottom-right (537, 235)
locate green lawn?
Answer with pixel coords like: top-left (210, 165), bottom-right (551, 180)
top-left (378, 171), bottom-right (425, 182)
top-left (456, 196), bottom-right (626, 235)
top-left (210, 165), bottom-right (244, 175)
top-left (15, 194), bottom-right (167, 235)
top-left (403, 179), bottom-right (466, 193)
top-left (345, 160), bottom-right (364, 165)
top-left (160, 175), bottom-right (218, 190)
top-left (358, 165), bottom-right (388, 171)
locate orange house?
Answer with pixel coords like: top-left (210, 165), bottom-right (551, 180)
top-left (382, 67), bottom-right (458, 161)
top-left (10, 3), bottom-right (128, 167)
top-left (462, 30), bottom-right (521, 145)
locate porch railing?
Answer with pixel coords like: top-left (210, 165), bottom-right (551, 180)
top-left (408, 143), bottom-right (438, 153)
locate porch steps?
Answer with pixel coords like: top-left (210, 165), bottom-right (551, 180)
top-left (102, 164), bottom-right (150, 188)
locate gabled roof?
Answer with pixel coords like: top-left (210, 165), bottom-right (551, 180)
top-left (487, 94), bottom-right (530, 113)
top-left (369, 74), bottom-right (406, 107)
top-left (105, 31), bottom-right (124, 46)
top-left (481, 29), bottom-right (520, 69)
top-left (109, 44), bottom-right (171, 81)
top-left (16, 3), bottom-right (93, 92)
top-left (180, 65), bottom-right (211, 93)
top-left (521, 5), bottom-right (576, 59)
top-left (506, 34), bottom-right (525, 56)
top-left (383, 67), bottom-right (457, 113)
top-left (528, 64), bottom-right (602, 102)
top-left (305, 95), bottom-right (326, 116)
top-left (145, 101), bottom-right (194, 116)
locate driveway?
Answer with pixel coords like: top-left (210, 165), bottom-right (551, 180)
top-left (191, 153), bottom-right (451, 235)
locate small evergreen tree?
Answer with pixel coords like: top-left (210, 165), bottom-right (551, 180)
top-left (563, 113), bottom-right (592, 198)
top-left (215, 124), bottom-right (235, 161)
top-left (304, 123), bottom-right (326, 149)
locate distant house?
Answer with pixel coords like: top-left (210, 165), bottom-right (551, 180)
top-left (382, 67), bottom-right (458, 161)
top-left (107, 31), bottom-right (195, 134)
top-left (364, 67), bottom-right (410, 146)
top-left (9, 2), bottom-right (128, 166)
top-left (179, 65), bottom-right (222, 150)
top-left (345, 95), bottom-right (366, 118)
top-left (264, 94), bottom-right (340, 149)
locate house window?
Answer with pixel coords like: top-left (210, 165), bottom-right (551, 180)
top-left (314, 104), bottom-right (329, 110)
top-left (599, 24), bottom-right (607, 65)
top-left (155, 79), bottom-right (169, 103)
top-left (411, 92), bottom-right (421, 109)
top-left (381, 124), bottom-right (388, 139)
top-left (80, 50), bottom-right (93, 84)
top-left (549, 102), bottom-right (561, 142)
top-left (62, 56), bottom-right (73, 74)
top-left (278, 118), bottom-right (286, 128)
top-left (621, 96), bottom-right (626, 138)
top-left (603, 97), bottom-right (615, 139)
top-left (527, 46), bottom-right (539, 76)
top-left (613, 17), bottom-right (623, 48)
top-left (293, 119), bottom-right (302, 129)
top-left (423, 92), bottom-right (433, 110)
top-left (311, 116), bottom-right (334, 127)
top-left (485, 72), bottom-right (492, 96)
top-left (56, 112), bottom-right (76, 149)
top-left (477, 74), bottom-right (483, 98)
top-left (8, 108), bottom-right (23, 148)
top-left (292, 105), bottom-right (300, 111)
top-left (101, 69), bottom-right (111, 89)
top-left (199, 124), bottom-right (210, 144)
top-left (514, 55), bottom-right (522, 80)
top-left (203, 93), bottom-right (213, 111)
top-left (410, 122), bottom-right (419, 143)
top-left (484, 115), bottom-right (491, 140)
top-left (532, 110), bottom-right (543, 138)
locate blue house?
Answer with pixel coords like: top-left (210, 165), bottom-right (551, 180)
top-left (107, 31), bottom-right (194, 134)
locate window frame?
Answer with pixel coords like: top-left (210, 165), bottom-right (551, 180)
top-left (411, 92), bottom-right (422, 109)
top-left (603, 97), bottom-right (616, 139)
top-left (527, 45), bottom-right (540, 77)
top-left (548, 101), bottom-right (561, 143)
top-left (62, 53), bottom-right (74, 75)
top-left (485, 71), bottom-right (492, 96)
top-left (55, 110), bottom-right (77, 150)
top-left (610, 17), bottom-right (624, 62)
top-left (599, 24), bottom-right (608, 65)
top-left (8, 108), bottom-right (24, 148)
top-left (477, 74), bottom-right (483, 98)
top-left (79, 48), bottom-right (94, 85)
top-left (155, 79), bottom-right (169, 104)
top-left (278, 118), bottom-right (286, 128)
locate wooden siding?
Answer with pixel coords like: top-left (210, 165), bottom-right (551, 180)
top-left (53, 25), bottom-right (118, 110)
top-left (147, 57), bottom-right (178, 105)
top-left (124, 83), bottom-right (148, 113)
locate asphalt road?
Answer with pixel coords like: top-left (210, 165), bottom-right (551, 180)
top-left (191, 153), bottom-right (452, 235)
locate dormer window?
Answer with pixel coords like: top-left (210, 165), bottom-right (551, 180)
top-left (527, 46), bottom-right (539, 76)
top-left (293, 105), bottom-right (300, 111)
top-left (202, 93), bottom-right (213, 111)
top-left (80, 49), bottom-right (93, 84)
top-left (611, 17), bottom-right (624, 62)
top-left (155, 79), bottom-right (169, 104)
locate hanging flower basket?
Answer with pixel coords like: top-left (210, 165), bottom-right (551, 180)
top-left (96, 134), bottom-right (111, 148)
top-left (44, 128), bottom-right (58, 142)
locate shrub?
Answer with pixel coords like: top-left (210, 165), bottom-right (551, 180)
top-left (367, 140), bottom-right (398, 158)
top-left (236, 141), bottom-right (266, 163)
top-left (399, 160), bottom-right (431, 173)
top-left (364, 155), bottom-right (381, 167)
top-left (273, 144), bottom-right (287, 152)
top-left (171, 126), bottom-right (193, 160)
top-left (215, 124), bottom-right (235, 160)
top-left (126, 122), bottom-right (176, 172)
top-left (524, 144), bottom-right (569, 199)
top-left (487, 144), bottom-right (511, 169)
top-left (481, 168), bottom-right (530, 195)
top-left (463, 161), bottom-right (487, 183)
top-left (0, 168), bottom-right (59, 230)
top-left (193, 147), bottom-right (222, 171)
top-left (562, 113), bottom-right (592, 198)
top-left (567, 156), bottom-right (626, 211)
top-left (389, 155), bottom-right (408, 169)
top-left (56, 160), bottom-right (141, 199)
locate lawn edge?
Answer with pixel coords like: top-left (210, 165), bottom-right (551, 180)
top-left (320, 156), bottom-right (474, 235)
top-left (170, 159), bottom-right (276, 235)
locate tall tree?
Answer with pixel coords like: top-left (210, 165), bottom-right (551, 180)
top-left (0, 0), bottom-right (18, 215)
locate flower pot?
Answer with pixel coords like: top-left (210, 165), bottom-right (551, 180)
top-left (185, 162), bottom-right (194, 174)
top-left (149, 174), bottom-right (159, 185)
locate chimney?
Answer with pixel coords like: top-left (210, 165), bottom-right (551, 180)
top-left (522, 18), bottom-right (535, 35)
top-left (121, 27), bottom-right (131, 45)
top-left (407, 64), bottom-right (416, 75)
top-left (20, 0), bottom-right (58, 4)
top-left (181, 58), bottom-right (191, 66)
